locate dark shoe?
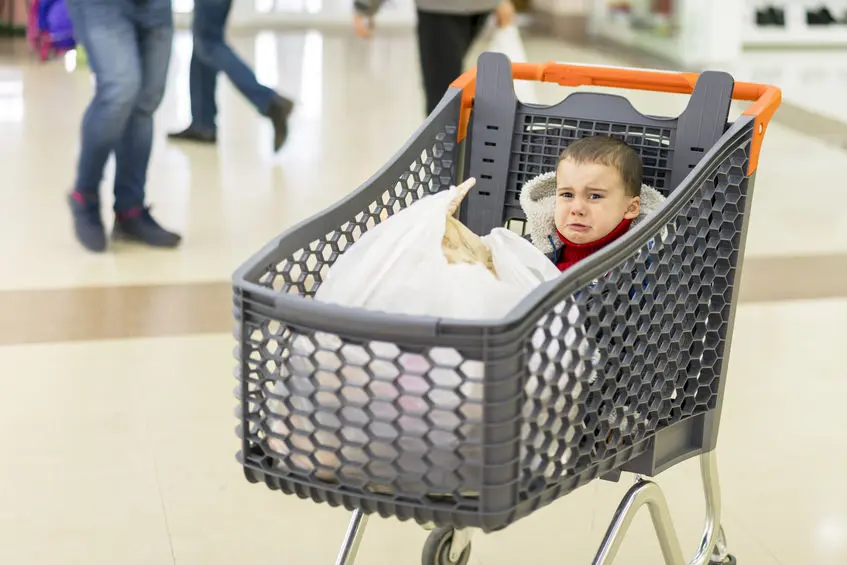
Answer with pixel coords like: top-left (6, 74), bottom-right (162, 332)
top-left (167, 127), bottom-right (217, 144)
top-left (818, 6), bottom-right (836, 24)
top-left (113, 207), bottom-right (182, 248)
top-left (808, 7), bottom-right (836, 25)
top-left (266, 94), bottom-right (294, 152)
top-left (68, 191), bottom-right (107, 252)
top-left (757, 6), bottom-right (784, 26)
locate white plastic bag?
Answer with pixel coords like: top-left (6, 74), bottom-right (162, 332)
top-left (316, 183), bottom-right (557, 319)
top-left (466, 21), bottom-right (539, 104)
top-left (266, 182), bottom-right (559, 491)
top-left (486, 227), bottom-right (561, 290)
top-left (489, 24), bottom-right (528, 65)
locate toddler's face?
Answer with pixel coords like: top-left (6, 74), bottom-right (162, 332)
top-left (555, 159), bottom-right (641, 245)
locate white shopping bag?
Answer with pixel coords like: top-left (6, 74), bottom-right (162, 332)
top-left (316, 180), bottom-right (556, 319)
top-left (486, 226), bottom-right (561, 289)
top-left (466, 20), bottom-right (539, 104)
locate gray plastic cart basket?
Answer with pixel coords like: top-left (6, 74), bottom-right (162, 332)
top-left (232, 53), bottom-right (781, 565)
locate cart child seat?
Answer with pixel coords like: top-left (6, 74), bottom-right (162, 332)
top-left (232, 53), bottom-right (781, 545)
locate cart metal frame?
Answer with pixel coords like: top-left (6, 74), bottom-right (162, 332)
top-left (333, 451), bottom-right (728, 565)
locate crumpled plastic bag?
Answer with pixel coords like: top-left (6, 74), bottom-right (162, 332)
top-left (266, 179), bottom-right (562, 491)
top-left (314, 179), bottom-right (559, 319)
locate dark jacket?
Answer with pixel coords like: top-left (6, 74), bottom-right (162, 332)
top-left (354, 0), bottom-right (502, 15)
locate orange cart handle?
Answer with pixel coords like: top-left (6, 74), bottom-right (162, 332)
top-left (450, 61), bottom-right (782, 175)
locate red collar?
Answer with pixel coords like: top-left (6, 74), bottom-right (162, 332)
top-left (556, 217), bottom-right (633, 271)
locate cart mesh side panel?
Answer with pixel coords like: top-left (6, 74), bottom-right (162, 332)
top-left (514, 133), bottom-right (754, 515)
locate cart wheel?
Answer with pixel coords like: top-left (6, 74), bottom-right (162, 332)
top-left (422, 527), bottom-right (471, 565)
top-left (243, 466), bottom-right (260, 483)
top-left (710, 525), bottom-right (735, 565)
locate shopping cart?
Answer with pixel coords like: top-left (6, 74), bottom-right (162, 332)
top-left (232, 52), bottom-right (781, 565)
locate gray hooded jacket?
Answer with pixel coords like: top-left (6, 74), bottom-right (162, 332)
top-left (354, 0), bottom-right (502, 15)
top-left (518, 170), bottom-right (667, 260)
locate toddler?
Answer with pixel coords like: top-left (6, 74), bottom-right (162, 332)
top-left (520, 136), bottom-right (669, 470)
top-left (520, 135), bottom-right (665, 269)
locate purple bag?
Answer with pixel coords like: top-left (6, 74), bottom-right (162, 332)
top-left (28, 0), bottom-right (76, 61)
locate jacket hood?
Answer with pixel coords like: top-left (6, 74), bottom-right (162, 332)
top-left (518, 171), bottom-right (667, 254)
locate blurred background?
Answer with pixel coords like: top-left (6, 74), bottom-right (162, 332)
top-left (0, 1), bottom-right (845, 565)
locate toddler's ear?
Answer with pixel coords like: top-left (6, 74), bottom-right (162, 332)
top-left (624, 196), bottom-right (641, 220)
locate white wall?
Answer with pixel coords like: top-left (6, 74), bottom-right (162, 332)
top-left (532, 0), bottom-right (589, 15)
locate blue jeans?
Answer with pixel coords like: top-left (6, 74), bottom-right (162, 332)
top-left (188, 0), bottom-right (276, 134)
top-left (66, 0), bottom-right (173, 214)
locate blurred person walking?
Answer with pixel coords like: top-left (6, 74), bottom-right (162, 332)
top-left (65, 0), bottom-right (181, 252)
top-left (168, 0), bottom-right (294, 151)
top-left (353, 0), bottom-right (516, 115)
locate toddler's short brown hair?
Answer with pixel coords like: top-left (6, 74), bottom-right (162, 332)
top-left (558, 136), bottom-right (643, 197)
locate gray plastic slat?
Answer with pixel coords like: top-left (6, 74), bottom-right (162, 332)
top-left (529, 90), bottom-right (679, 129)
top-left (464, 52), bottom-right (519, 237)
top-left (668, 70), bottom-right (735, 189)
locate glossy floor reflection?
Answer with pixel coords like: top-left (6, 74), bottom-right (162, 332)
top-left (0, 28), bottom-right (844, 565)
top-left (2, 300), bottom-right (844, 565)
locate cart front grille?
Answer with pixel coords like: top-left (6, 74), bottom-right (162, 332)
top-left (240, 318), bottom-right (487, 505)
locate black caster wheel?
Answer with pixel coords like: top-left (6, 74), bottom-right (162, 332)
top-left (710, 555), bottom-right (737, 565)
top-left (422, 526), bottom-right (471, 565)
top-left (242, 466), bottom-right (260, 483)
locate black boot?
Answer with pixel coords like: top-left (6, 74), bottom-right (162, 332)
top-left (68, 191), bottom-right (107, 252)
top-left (167, 127), bottom-right (217, 144)
top-left (113, 207), bottom-right (182, 248)
top-left (757, 6), bottom-right (785, 26)
top-left (266, 94), bottom-right (295, 152)
top-left (769, 6), bottom-right (785, 26)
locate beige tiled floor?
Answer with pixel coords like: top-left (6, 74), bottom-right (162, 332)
top-left (0, 26), bottom-right (845, 565)
top-left (3, 299), bottom-right (844, 564)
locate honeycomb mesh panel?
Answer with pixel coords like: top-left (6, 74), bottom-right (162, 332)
top-left (240, 320), bottom-right (486, 504)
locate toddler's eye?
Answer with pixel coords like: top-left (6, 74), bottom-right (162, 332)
top-left (558, 192), bottom-right (573, 199)
top-left (589, 193), bottom-right (603, 200)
